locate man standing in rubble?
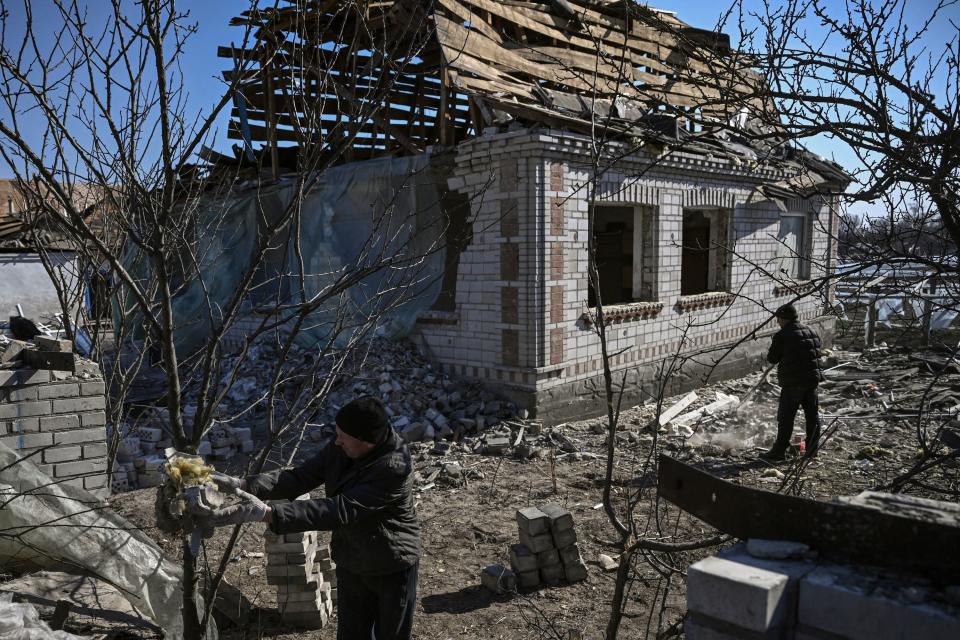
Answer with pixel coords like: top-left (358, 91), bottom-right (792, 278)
top-left (206, 396), bottom-right (420, 640)
top-left (761, 303), bottom-right (824, 461)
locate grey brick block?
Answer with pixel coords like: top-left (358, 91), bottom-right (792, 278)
top-left (0, 369), bottom-right (51, 387)
top-left (52, 396), bottom-right (105, 414)
top-left (82, 442), bottom-right (108, 459)
top-left (4, 418), bottom-right (40, 433)
top-left (798, 566), bottom-right (960, 639)
top-left (44, 445), bottom-right (82, 463)
top-left (0, 432), bottom-right (53, 450)
top-left (40, 414), bottom-right (81, 431)
top-left (519, 528), bottom-right (554, 554)
top-left (38, 383), bottom-right (80, 399)
top-left (509, 544), bottom-right (538, 573)
top-left (563, 562), bottom-right (587, 583)
top-left (517, 507), bottom-right (550, 535)
top-left (55, 458), bottom-right (107, 477)
top-left (52, 426), bottom-right (106, 445)
top-left (687, 556), bottom-right (790, 633)
top-left (481, 564), bottom-right (516, 594)
top-left (0, 400), bottom-right (52, 420)
top-left (553, 527), bottom-right (577, 548)
top-left (536, 548), bottom-right (560, 567)
top-left (540, 503), bottom-right (575, 532)
top-left (81, 381), bottom-right (106, 396)
top-left (516, 569), bottom-right (540, 589)
top-left (83, 473), bottom-right (108, 490)
top-left (80, 412), bottom-right (107, 427)
top-left (1, 386), bottom-right (39, 402)
top-left (540, 563), bottom-right (564, 585)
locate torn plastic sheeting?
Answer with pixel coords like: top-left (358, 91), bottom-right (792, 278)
top-left (908, 298), bottom-right (960, 330)
top-left (0, 592), bottom-right (86, 640)
top-left (118, 154), bottom-right (445, 356)
top-left (0, 443), bottom-right (214, 639)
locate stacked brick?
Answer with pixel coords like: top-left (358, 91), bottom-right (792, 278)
top-left (112, 415), bottom-right (254, 491)
top-left (512, 505), bottom-right (587, 588)
top-left (0, 352), bottom-right (109, 495)
top-left (264, 496), bottom-right (337, 628)
top-left (483, 503), bottom-right (587, 593)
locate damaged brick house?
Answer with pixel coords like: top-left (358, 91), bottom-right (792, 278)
top-left (223, 0), bottom-right (846, 421)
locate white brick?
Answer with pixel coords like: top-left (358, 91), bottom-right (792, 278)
top-left (686, 556), bottom-right (790, 633)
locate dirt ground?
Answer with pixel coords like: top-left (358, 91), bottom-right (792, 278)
top-left (12, 345), bottom-right (959, 639)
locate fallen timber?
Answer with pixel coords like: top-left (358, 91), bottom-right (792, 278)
top-left (657, 454), bottom-right (960, 580)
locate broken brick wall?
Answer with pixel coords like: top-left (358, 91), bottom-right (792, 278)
top-left (415, 129), bottom-right (836, 422)
top-left (0, 364), bottom-right (109, 495)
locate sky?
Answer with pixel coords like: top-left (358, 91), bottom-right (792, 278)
top-left (2, 0), bottom-right (958, 211)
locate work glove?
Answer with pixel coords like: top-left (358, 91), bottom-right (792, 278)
top-left (209, 471), bottom-right (245, 493)
top-left (202, 489), bottom-right (269, 527)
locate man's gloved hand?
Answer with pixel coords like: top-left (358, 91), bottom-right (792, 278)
top-left (202, 489), bottom-right (270, 527)
top-left (209, 471), bottom-right (245, 493)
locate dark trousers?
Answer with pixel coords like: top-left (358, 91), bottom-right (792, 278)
top-left (336, 562), bottom-right (418, 640)
top-left (774, 385), bottom-right (821, 453)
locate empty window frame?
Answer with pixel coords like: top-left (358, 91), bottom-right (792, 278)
top-left (588, 204), bottom-right (657, 306)
top-left (681, 209), bottom-right (731, 295)
top-left (777, 214), bottom-right (811, 279)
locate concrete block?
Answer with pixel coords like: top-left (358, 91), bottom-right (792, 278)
top-left (536, 548), bottom-right (560, 567)
top-left (481, 564), bottom-right (516, 594)
top-left (84, 473), bottom-right (108, 490)
top-left (684, 614), bottom-right (779, 640)
top-left (52, 396), bottom-right (105, 414)
top-left (552, 527), bottom-right (577, 548)
top-left (34, 336), bottom-right (72, 352)
top-left (80, 381), bottom-right (106, 396)
top-left (509, 543), bottom-right (538, 573)
top-left (82, 442), bottom-right (108, 459)
top-left (559, 543), bottom-right (583, 566)
top-left (0, 431), bottom-right (53, 450)
top-left (519, 528), bottom-right (554, 554)
top-left (517, 569), bottom-right (540, 589)
top-left (798, 566), bottom-right (960, 639)
top-left (540, 563), bottom-right (564, 585)
top-left (54, 458), bottom-right (107, 477)
top-left (1, 386), bottom-right (39, 402)
top-left (0, 369), bottom-right (51, 387)
top-left (540, 503), bottom-right (575, 532)
top-left (80, 411), bottom-right (107, 427)
top-left (37, 383), bottom-right (79, 400)
top-left (563, 562), bottom-right (587, 583)
top-left (43, 445), bottom-right (81, 463)
top-left (40, 414), bottom-right (80, 431)
top-left (4, 417), bottom-right (40, 433)
top-left (0, 400), bottom-right (51, 420)
top-left (52, 426), bottom-right (106, 445)
top-left (687, 556), bottom-right (790, 633)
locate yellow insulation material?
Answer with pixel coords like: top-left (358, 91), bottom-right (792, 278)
top-left (164, 456), bottom-right (213, 488)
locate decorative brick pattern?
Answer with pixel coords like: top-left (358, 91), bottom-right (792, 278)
top-left (500, 198), bottom-right (519, 238)
top-left (550, 197), bottom-right (565, 236)
top-left (501, 286), bottom-right (519, 324)
top-left (550, 329), bottom-right (564, 365)
top-left (550, 162), bottom-right (564, 191)
top-left (500, 157), bottom-right (518, 192)
top-left (551, 245), bottom-right (564, 280)
top-left (550, 286), bottom-right (564, 324)
top-left (500, 243), bottom-right (519, 281)
top-left (502, 329), bottom-right (519, 367)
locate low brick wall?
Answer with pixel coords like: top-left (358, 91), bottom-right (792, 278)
top-left (0, 365), bottom-right (109, 495)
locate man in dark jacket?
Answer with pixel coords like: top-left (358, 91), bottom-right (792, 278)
top-left (206, 396), bottom-right (420, 639)
top-left (763, 303), bottom-right (824, 461)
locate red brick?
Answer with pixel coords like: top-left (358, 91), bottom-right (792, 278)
top-left (550, 162), bottom-right (564, 191)
top-left (550, 328), bottom-right (564, 365)
top-left (500, 243), bottom-right (519, 281)
top-left (500, 198), bottom-right (519, 237)
top-left (501, 287), bottom-right (519, 324)
top-left (551, 245), bottom-right (564, 279)
top-left (550, 198), bottom-right (565, 236)
top-left (502, 329), bottom-right (519, 367)
top-left (500, 158), bottom-right (518, 192)
top-left (550, 286), bottom-right (564, 323)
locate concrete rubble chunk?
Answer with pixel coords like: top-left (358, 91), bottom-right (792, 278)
top-left (598, 554), bottom-right (619, 572)
top-left (481, 564), bottom-right (516, 594)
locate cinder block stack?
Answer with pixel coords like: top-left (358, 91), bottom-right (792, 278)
top-left (509, 504), bottom-right (587, 590)
top-left (264, 496), bottom-right (337, 628)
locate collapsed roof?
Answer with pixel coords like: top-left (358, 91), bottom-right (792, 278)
top-left (222, 0), bottom-right (846, 188)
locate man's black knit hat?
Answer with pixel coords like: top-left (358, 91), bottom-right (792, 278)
top-left (335, 396), bottom-right (390, 444)
top-left (775, 303), bottom-right (798, 321)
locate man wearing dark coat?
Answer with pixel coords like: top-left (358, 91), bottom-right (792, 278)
top-left (206, 396), bottom-right (420, 640)
top-left (762, 303), bottom-right (824, 461)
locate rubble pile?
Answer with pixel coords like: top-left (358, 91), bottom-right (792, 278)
top-left (482, 504), bottom-right (588, 594)
top-left (0, 335), bottom-right (99, 377)
top-left (265, 496), bottom-right (337, 628)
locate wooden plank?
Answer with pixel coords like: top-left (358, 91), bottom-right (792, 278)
top-left (657, 454), bottom-right (960, 579)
